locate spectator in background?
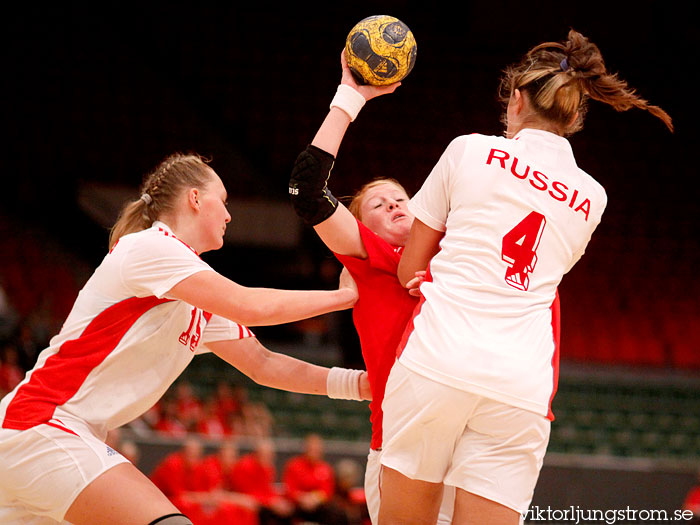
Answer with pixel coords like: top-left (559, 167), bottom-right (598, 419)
top-left (283, 433), bottom-right (340, 524)
top-left (332, 458), bottom-right (370, 525)
top-left (231, 437), bottom-right (294, 525)
top-left (153, 397), bottom-right (189, 438)
top-left (0, 343), bottom-right (24, 396)
top-left (174, 380), bottom-right (204, 431)
top-left (196, 397), bottom-right (233, 438)
top-left (0, 279), bottom-right (19, 340)
top-left (13, 323), bottom-right (40, 371)
top-left (212, 381), bottom-right (244, 428)
top-left (239, 400), bottom-right (275, 437)
top-left (195, 439), bottom-right (259, 524)
top-left (150, 435), bottom-right (206, 504)
top-left (151, 436), bottom-right (259, 525)
top-left (196, 439), bottom-right (241, 493)
top-left (684, 468), bottom-right (700, 524)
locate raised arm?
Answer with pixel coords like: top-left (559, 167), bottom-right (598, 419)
top-left (289, 51), bottom-right (400, 258)
top-left (167, 269), bottom-right (357, 327)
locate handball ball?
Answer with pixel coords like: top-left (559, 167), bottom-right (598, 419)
top-left (345, 15), bottom-right (417, 86)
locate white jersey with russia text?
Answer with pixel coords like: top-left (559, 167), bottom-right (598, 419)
top-left (0, 221), bottom-right (253, 440)
top-left (399, 129), bottom-right (607, 417)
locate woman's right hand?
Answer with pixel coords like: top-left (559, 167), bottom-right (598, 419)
top-left (340, 49), bottom-right (401, 101)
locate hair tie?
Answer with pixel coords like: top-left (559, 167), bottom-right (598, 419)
top-left (560, 57), bottom-right (570, 72)
top-left (140, 193), bottom-right (152, 205)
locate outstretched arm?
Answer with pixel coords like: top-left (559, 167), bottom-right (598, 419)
top-left (168, 269), bottom-right (357, 327)
top-left (290, 51), bottom-right (400, 258)
top-left (208, 337), bottom-right (370, 400)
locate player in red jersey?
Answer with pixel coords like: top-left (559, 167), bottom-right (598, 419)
top-left (0, 153), bottom-right (370, 525)
top-left (283, 433), bottom-right (336, 522)
top-left (289, 52), bottom-right (454, 523)
top-left (150, 436), bottom-right (208, 506)
top-left (151, 437), bottom-right (258, 525)
top-left (231, 438), bottom-right (295, 524)
top-left (378, 30), bottom-right (672, 525)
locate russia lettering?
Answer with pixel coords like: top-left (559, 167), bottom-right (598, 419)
top-left (486, 149), bottom-right (591, 221)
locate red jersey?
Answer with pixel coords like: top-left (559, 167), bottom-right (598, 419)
top-left (153, 417), bottom-right (187, 437)
top-left (684, 486), bottom-right (700, 514)
top-left (335, 220), bottom-right (419, 449)
top-left (230, 453), bottom-right (280, 505)
top-left (150, 451), bottom-right (205, 499)
top-left (195, 415), bottom-right (231, 438)
top-left (282, 455), bottom-right (335, 502)
top-left (194, 454), bottom-right (234, 492)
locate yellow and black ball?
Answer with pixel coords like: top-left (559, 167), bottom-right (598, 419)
top-left (345, 15), bottom-right (417, 86)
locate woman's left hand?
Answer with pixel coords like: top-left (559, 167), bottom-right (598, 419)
top-left (406, 270), bottom-right (426, 297)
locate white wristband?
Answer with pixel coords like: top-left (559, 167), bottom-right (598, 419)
top-left (327, 367), bottom-right (364, 401)
top-left (329, 84), bottom-right (366, 122)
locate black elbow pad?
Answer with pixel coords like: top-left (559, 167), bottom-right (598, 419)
top-left (289, 145), bottom-right (339, 226)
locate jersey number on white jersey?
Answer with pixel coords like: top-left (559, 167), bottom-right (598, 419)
top-left (501, 212), bottom-right (546, 291)
top-left (179, 307), bottom-right (203, 351)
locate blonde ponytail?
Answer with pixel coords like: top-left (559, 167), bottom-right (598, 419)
top-left (499, 29), bottom-right (673, 135)
top-left (109, 153), bottom-right (213, 249)
top-left (109, 199), bottom-right (152, 249)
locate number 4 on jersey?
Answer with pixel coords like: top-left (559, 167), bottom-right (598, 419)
top-left (501, 211), bottom-right (546, 291)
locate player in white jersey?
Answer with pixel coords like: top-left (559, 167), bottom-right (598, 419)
top-left (0, 153), bottom-right (369, 525)
top-left (377, 30), bottom-right (673, 525)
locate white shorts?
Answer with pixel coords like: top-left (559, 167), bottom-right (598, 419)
top-left (380, 361), bottom-right (550, 514)
top-left (366, 447), bottom-right (455, 524)
top-left (365, 448), bottom-right (382, 524)
top-left (0, 422), bottom-right (129, 523)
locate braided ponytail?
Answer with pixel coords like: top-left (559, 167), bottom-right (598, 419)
top-left (109, 153), bottom-right (213, 249)
top-left (499, 29), bottom-right (673, 135)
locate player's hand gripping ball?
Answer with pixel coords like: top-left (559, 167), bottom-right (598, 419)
top-left (345, 15), bottom-right (417, 86)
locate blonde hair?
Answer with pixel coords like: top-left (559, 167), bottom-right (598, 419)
top-left (109, 153), bottom-right (214, 249)
top-left (499, 29), bottom-right (673, 136)
top-left (347, 177), bottom-right (409, 221)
